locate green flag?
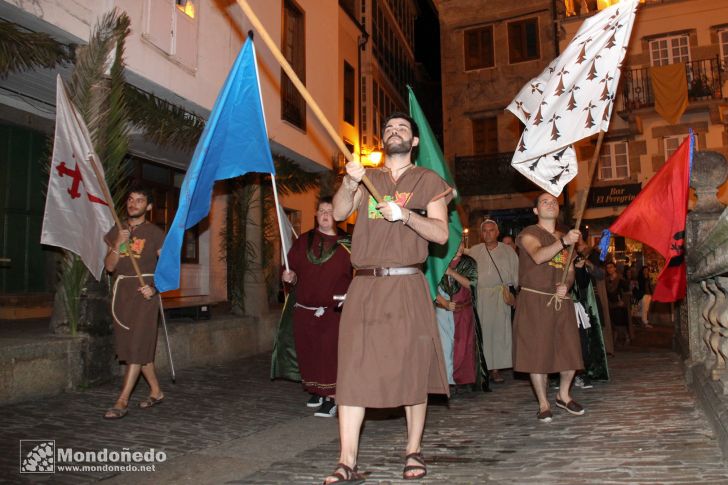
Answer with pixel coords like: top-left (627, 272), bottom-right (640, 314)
top-left (408, 86), bottom-right (463, 300)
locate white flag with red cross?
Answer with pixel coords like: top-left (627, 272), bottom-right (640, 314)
top-left (41, 75), bottom-right (115, 280)
top-left (506, 0), bottom-right (639, 196)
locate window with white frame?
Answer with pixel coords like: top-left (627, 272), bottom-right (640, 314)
top-left (664, 135), bottom-right (697, 161)
top-left (649, 35), bottom-right (690, 66)
top-left (599, 141), bottom-right (629, 180)
top-left (719, 29), bottom-right (728, 69)
top-left (143, 0), bottom-right (198, 70)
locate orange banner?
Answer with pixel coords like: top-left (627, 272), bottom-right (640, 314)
top-left (651, 63), bottom-right (688, 125)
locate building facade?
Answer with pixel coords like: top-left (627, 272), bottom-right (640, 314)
top-left (439, 0), bottom-right (728, 259)
top-left (357, 0), bottom-right (419, 162)
top-left (560, 0), bottom-right (728, 264)
top-left (436, 0), bottom-right (557, 241)
top-left (0, 0), bottom-right (357, 316)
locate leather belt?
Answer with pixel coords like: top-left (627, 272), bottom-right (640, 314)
top-left (355, 265), bottom-right (422, 277)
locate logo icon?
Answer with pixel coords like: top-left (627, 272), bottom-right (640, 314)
top-left (20, 440), bottom-right (55, 473)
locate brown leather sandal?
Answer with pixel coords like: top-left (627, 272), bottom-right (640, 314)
top-left (103, 406), bottom-right (128, 420)
top-left (322, 463), bottom-right (366, 484)
top-left (403, 452), bottom-right (427, 480)
top-left (139, 394), bottom-right (165, 409)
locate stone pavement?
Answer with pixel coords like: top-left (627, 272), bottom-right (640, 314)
top-left (2, 349), bottom-right (728, 484)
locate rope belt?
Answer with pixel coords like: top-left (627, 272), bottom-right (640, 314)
top-left (111, 274), bottom-right (154, 330)
top-left (520, 286), bottom-right (571, 311)
top-left (294, 302), bottom-right (327, 317)
top-left (354, 264), bottom-right (422, 277)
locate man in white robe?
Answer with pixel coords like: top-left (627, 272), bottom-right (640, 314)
top-left (467, 219), bottom-right (519, 383)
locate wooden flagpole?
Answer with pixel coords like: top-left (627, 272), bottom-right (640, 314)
top-left (270, 175), bottom-right (290, 272)
top-left (88, 154), bottom-right (177, 381)
top-left (560, 130), bottom-right (606, 285)
top-left (87, 155), bottom-right (177, 381)
top-left (234, 0), bottom-right (383, 203)
top-left (86, 154), bottom-right (147, 288)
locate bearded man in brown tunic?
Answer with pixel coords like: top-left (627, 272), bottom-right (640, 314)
top-left (103, 186), bottom-right (165, 419)
top-left (513, 192), bottom-right (584, 423)
top-left (324, 113), bottom-right (452, 483)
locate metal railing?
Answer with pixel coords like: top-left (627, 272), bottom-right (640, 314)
top-left (617, 57), bottom-right (723, 112)
top-left (559, 0), bottom-right (680, 21)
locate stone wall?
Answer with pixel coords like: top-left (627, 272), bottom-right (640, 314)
top-left (683, 150), bottom-right (728, 459)
top-left (0, 312), bottom-right (279, 406)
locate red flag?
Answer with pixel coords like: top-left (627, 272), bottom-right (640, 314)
top-left (609, 134), bottom-right (692, 302)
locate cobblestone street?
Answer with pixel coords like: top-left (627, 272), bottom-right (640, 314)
top-left (2, 348), bottom-right (727, 484)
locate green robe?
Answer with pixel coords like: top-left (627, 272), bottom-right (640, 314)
top-left (439, 254), bottom-right (490, 391)
top-left (573, 267), bottom-right (610, 381)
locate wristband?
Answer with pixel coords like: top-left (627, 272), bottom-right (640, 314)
top-left (387, 201), bottom-right (403, 221)
top-left (403, 209), bottom-right (412, 225)
top-left (559, 236), bottom-right (568, 249)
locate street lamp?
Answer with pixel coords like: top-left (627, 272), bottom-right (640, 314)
top-left (361, 149), bottom-right (383, 167)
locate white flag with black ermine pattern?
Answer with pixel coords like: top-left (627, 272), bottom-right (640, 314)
top-left (507, 0), bottom-right (639, 196)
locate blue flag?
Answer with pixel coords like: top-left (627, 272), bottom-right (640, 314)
top-left (155, 38), bottom-right (275, 292)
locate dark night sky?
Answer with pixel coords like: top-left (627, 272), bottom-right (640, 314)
top-left (415, 0), bottom-right (441, 82)
top-left (413, 0), bottom-right (443, 142)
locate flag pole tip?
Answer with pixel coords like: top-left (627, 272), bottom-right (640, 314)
top-left (248, 30), bottom-right (254, 40)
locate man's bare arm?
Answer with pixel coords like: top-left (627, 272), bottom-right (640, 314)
top-left (522, 232), bottom-right (576, 295)
top-left (378, 197), bottom-right (448, 244)
top-left (104, 228), bottom-right (129, 272)
top-left (334, 160), bottom-right (366, 221)
top-left (333, 175), bottom-right (363, 221)
top-left (446, 267), bottom-right (471, 288)
top-left (520, 229), bottom-right (581, 265)
top-left (520, 233), bottom-right (564, 265)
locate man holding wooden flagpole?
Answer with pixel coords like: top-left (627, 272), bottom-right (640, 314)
top-left (505, 0), bottom-right (639, 422)
top-left (103, 185), bottom-right (165, 419)
top-left (513, 193), bottom-right (584, 423)
top-left (230, 1), bottom-right (451, 480)
top-left (329, 112), bottom-right (452, 482)
top-left (41, 76), bottom-right (174, 420)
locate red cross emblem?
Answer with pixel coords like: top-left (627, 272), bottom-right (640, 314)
top-left (55, 156), bottom-right (108, 206)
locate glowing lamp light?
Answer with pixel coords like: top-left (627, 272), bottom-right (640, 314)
top-left (176, 0), bottom-right (195, 18)
top-left (361, 150), bottom-right (383, 167)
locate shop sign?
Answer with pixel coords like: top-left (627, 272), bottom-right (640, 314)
top-left (590, 183), bottom-right (642, 208)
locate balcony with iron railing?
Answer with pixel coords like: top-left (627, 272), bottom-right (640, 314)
top-left (454, 152), bottom-right (536, 197)
top-left (617, 57), bottom-right (724, 113)
top-left (559, 0), bottom-right (687, 21)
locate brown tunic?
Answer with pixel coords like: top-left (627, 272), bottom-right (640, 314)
top-left (337, 166), bottom-right (452, 407)
top-left (105, 222), bottom-right (165, 364)
top-left (513, 225), bottom-right (583, 373)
